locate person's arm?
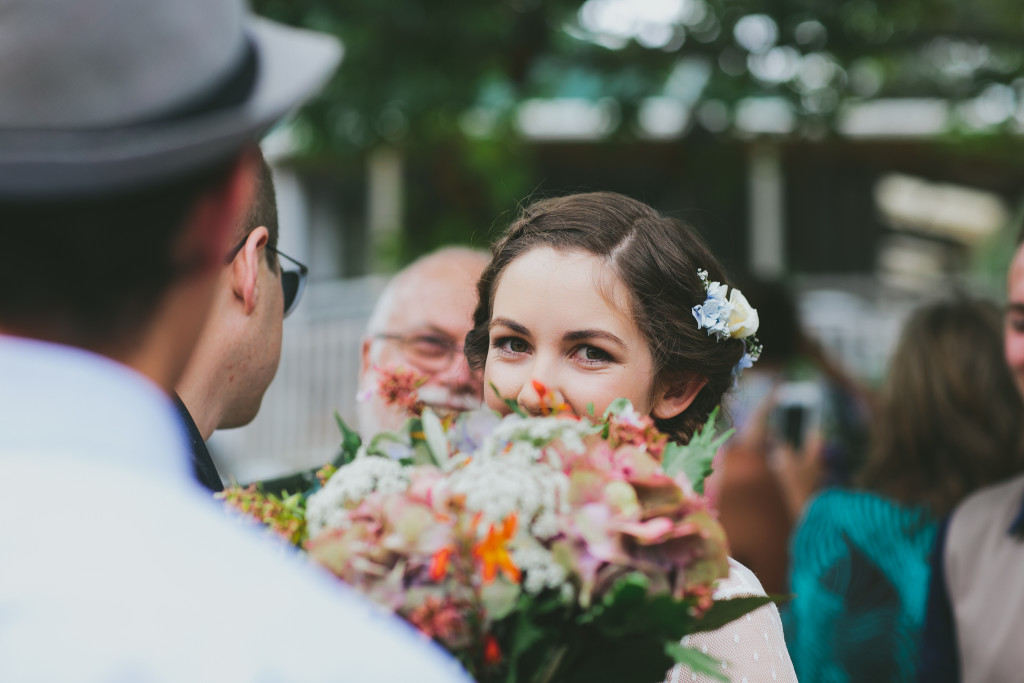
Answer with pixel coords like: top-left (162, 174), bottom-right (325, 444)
top-left (772, 430), bottom-right (825, 520)
top-left (918, 516), bottom-right (960, 683)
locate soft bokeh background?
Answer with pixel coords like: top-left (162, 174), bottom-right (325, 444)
top-left (211, 0), bottom-right (1024, 482)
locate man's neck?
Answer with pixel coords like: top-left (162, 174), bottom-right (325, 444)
top-left (174, 377), bottom-right (223, 441)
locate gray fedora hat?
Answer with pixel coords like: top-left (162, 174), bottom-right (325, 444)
top-left (0, 0), bottom-right (341, 196)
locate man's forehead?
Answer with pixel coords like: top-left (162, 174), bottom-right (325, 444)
top-left (384, 269), bottom-right (476, 332)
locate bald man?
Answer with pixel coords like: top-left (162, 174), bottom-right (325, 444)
top-left (257, 247), bottom-right (487, 496)
top-left (358, 247), bottom-right (488, 434)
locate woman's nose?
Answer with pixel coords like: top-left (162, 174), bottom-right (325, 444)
top-left (516, 375), bottom-right (567, 416)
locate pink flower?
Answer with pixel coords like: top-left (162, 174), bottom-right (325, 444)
top-left (406, 595), bottom-right (476, 651)
top-left (374, 364), bottom-right (428, 415)
top-left (605, 410), bottom-right (668, 459)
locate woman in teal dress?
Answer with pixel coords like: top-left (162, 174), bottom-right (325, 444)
top-left (783, 298), bottom-right (1024, 681)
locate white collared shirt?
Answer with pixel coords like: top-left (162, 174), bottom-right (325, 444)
top-left (0, 336), bottom-right (471, 682)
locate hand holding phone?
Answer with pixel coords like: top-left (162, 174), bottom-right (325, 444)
top-left (770, 381), bottom-right (826, 516)
top-left (772, 381), bottom-right (823, 452)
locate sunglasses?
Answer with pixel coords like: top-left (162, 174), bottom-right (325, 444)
top-left (225, 235), bottom-right (309, 318)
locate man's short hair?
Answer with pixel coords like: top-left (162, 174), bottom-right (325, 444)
top-left (0, 157), bottom-right (236, 351)
top-left (237, 154), bottom-right (279, 267)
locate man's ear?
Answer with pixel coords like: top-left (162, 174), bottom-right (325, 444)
top-left (360, 337), bottom-right (374, 378)
top-left (230, 226), bottom-right (269, 315)
top-left (652, 374), bottom-right (708, 420)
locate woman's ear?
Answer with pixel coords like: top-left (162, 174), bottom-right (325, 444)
top-left (652, 374), bottom-right (708, 420)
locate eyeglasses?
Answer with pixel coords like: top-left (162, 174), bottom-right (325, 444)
top-left (226, 235), bottom-right (309, 318)
top-left (374, 333), bottom-right (465, 373)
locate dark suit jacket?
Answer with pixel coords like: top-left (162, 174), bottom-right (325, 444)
top-left (172, 394), bottom-right (224, 493)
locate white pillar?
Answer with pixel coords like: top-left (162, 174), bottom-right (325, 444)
top-left (366, 146), bottom-right (404, 272)
top-left (748, 142), bottom-right (785, 277)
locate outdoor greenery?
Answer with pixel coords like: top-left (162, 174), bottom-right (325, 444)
top-left (254, 0), bottom-right (1024, 265)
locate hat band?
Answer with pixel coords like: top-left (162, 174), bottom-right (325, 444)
top-left (141, 35), bottom-right (259, 126)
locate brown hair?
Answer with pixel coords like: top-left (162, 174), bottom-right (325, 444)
top-left (465, 191), bottom-right (745, 443)
top-left (859, 297), bottom-right (1024, 516)
top-left (236, 151), bottom-right (279, 268)
top-left (0, 155), bottom-right (236, 351)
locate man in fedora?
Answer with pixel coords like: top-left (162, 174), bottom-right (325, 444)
top-left (0, 1), bottom-right (470, 680)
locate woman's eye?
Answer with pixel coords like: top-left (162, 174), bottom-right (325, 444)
top-left (495, 336), bottom-right (530, 354)
top-left (576, 345), bottom-right (611, 362)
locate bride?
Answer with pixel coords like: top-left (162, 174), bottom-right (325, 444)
top-left (464, 191), bottom-right (797, 683)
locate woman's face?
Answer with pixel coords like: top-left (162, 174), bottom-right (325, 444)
top-left (483, 246), bottom-right (657, 417)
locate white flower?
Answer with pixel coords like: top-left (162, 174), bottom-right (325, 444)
top-left (443, 457), bottom-right (569, 539)
top-left (512, 544), bottom-right (569, 595)
top-left (479, 414), bottom-right (593, 465)
top-left (305, 456), bottom-right (410, 536)
top-left (727, 288), bottom-right (759, 338)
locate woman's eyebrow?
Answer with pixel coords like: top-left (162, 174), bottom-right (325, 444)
top-left (490, 317), bottom-right (530, 336)
top-left (563, 329), bottom-right (626, 348)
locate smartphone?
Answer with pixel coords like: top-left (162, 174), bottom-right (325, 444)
top-left (772, 381), bottom-right (823, 452)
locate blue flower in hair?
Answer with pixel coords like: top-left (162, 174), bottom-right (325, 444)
top-left (691, 271), bottom-right (734, 341)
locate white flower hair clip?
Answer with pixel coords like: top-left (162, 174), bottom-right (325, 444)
top-left (692, 269), bottom-right (763, 377)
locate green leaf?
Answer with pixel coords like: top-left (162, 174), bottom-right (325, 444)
top-left (333, 411), bottom-right (362, 467)
top-left (665, 643), bottom-right (729, 682)
top-left (365, 431), bottom-right (412, 460)
top-left (601, 397), bottom-right (633, 419)
top-left (661, 406), bottom-right (734, 493)
top-left (690, 595), bottom-right (779, 634)
top-left (585, 402), bottom-right (595, 417)
top-left (495, 590), bottom-right (573, 682)
top-left (491, 381), bottom-right (526, 417)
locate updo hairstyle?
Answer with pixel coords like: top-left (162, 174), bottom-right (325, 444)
top-left (464, 191), bottom-right (745, 443)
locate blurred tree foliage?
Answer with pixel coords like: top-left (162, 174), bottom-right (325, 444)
top-left (254, 0), bottom-right (1024, 263)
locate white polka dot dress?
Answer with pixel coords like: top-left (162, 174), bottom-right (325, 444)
top-left (665, 559), bottom-right (798, 683)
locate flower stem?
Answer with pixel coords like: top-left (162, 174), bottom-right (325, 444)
top-left (534, 644), bottom-right (569, 683)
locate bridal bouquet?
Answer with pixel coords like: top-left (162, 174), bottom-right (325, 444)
top-left (220, 368), bottom-right (771, 683)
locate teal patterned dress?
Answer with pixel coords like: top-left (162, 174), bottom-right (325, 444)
top-left (784, 490), bottom-right (938, 682)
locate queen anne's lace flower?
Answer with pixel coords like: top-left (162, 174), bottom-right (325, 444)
top-left (476, 415), bottom-right (596, 472)
top-left (512, 544), bottom-right (569, 595)
top-left (444, 456), bottom-right (569, 540)
top-left (306, 455), bottom-right (410, 536)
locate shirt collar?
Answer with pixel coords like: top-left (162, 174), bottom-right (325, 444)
top-left (0, 335), bottom-right (192, 485)
top-left (1010, 490), bottom-right (1024, 538)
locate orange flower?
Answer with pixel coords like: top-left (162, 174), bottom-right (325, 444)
top-left (473, 514), bottom-right (521, 584)
top-left (429, 546), bottom-right (452, 582)
top-left (531, 380), bottom-right (569, 416)
top-left (483, 634), bottom-right (502, 665)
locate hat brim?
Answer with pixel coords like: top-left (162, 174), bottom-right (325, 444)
top-left (0, 17), bottom-right (341, 198)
